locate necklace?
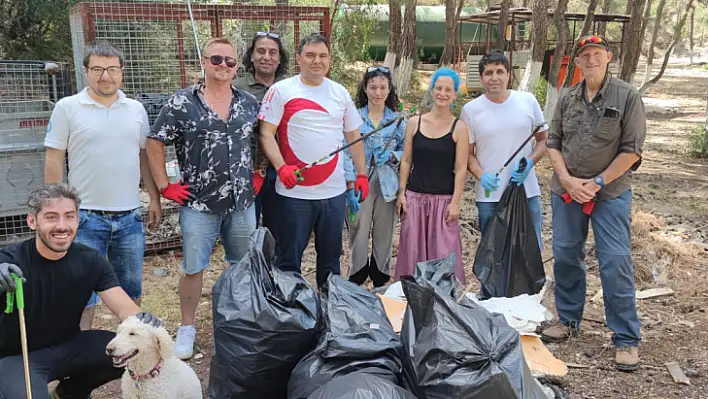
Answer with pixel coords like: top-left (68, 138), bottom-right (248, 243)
top-left (201, 87), bottom-right (231, 107)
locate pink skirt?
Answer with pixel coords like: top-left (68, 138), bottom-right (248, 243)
top-left (394, 190), bottom-right (465, 284)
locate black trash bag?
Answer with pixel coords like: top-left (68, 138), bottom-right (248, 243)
top-left (400, 277), bottom-right (545, 399)
top-left (400, 251), bottom-right (463, 361)
top-left (208, 228), bottom-right (321, 399)
top-left (287, 275), bottom-right (412, 399)
top-left (411, 251), bottom-right (463, 299)
top-left (472, 182), bottom-right (545, 299)
top-left (307, 371), bottom-right (418, 399)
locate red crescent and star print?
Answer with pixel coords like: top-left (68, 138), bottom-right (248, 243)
top-left (257, 77), bottom-right (362, 200)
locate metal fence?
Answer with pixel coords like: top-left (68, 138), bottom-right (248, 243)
top-left (0, 61), bottom-right (74, 247)
top-left (64, 0), bottom-right (331, 252)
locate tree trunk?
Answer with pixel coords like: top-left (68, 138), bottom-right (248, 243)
top-left (640, 0), bottom-right (666, 87)
top-left (619, 0), bottom-right (648, 84)
top-left (639, 0), bottom-right (694, 94)
top-left (440, 0), bottom-right (466, 66)
top-left (639, 0), bottom-right (654, 52)
top-left (543, 0), bottom-right (570, 121)
top-left (689, 4), bottom-right (695, 65)
top-left (519, 0), bottom-right (549, 92)
top-left (563, 0), bottom-right (598, 87)
top-left (384, 0), bottom-right (402, 69)
top-left (395, 0), bottom-right (418, 96)
top-left (597, 0), bottom-right (613, 36)
top-left (704, 87), bottom-right (708, 131)
top-left (495, 0), bottom-right (512, 51)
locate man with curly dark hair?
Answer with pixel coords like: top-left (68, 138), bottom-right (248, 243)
top-left (234, 31), bottom-right (290, 240)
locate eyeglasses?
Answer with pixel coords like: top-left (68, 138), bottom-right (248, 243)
top-left (578, 35), bottom-right (604, 47)
top-left (204, 55), bottom-right (238, 68)
top-left (87, 66), bottom-right (122, 76)
top-left (367, 65), bottom-right (390, 74)
top-left (256, 31), bottom-right (280, 39)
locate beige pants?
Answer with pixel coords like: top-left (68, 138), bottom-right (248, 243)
top-left (345, 172), bottom-right (397, 277)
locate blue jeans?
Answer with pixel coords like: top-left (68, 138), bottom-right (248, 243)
top-left (275, 193), bottom-right (346, 288)
top-left (75, 208), bottom-right (145, 307)
top-left (255, 165), bottom-right (280, 242)
top-left (179, 205), bottom-right (256, 275)
top-left (551, 190), bottom-right (640, 347)
top-left (477, 195), bottom-right (543, 249)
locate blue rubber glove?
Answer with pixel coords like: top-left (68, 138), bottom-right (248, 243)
top-left (376, 150), bottom-right (391, 166)
top-left (480, 172), bottom-right (500, 193)
top-left (510, 157), bottom-right (535, 186)
top-left (346, 188), bottom-right (360, 214)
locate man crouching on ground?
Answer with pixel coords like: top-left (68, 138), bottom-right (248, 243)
top-left (0, 183), bottom-right (161, 398)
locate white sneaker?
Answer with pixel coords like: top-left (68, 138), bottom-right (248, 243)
top-left (174, 325), bottom-right (196, 360)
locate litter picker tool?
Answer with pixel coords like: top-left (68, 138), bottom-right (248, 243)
top-left (484, 122), bottom-right (546, 198)
top-left (295, 106), bottom-right (418, 183)
top-left (5, 273), bottom-right (31, 399)
top-left (186, 0), bottom-right (204, 80)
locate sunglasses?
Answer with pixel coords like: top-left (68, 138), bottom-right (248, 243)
top-left (367, 65), bottom-right (390, 74)
top-left (578, 35), bottom-right (604, 47)
top-left (256, 31), bottom-right (280, 39)
top-left (204, 55), bottom-right (238, 68)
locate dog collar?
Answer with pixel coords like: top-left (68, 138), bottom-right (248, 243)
top-left (128, 358), bottom-right (163, 381)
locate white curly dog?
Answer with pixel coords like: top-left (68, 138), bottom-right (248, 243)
top-left (106, 316), bottom-right (203, 399)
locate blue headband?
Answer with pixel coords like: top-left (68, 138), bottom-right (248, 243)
top-left (431, 67), bottom-right (460, 92)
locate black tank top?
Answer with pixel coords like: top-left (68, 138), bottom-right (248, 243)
top-left (407, 116), bottom-right (458, 195)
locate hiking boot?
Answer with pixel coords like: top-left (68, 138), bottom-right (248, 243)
top-left (541, 323), bottom-right (578, 343)
top-left (615, 346), bottom-right (639, 371)
top-left (174, 324), bottom-right (196, 360)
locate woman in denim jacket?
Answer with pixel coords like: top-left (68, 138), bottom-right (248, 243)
top-left (343, 66), bottom-right (406, 288)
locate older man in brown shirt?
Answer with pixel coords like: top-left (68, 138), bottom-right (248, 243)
top-left (541, 34), bottom-right (646, 372)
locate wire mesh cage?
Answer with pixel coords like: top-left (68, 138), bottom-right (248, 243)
top-left (0, 61), bottom-right (74, 247)
top-left (68, 0), bottom-right (331, 252)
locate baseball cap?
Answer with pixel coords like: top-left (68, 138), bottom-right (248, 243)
top-left (575, 34), bottom-right (610, 55)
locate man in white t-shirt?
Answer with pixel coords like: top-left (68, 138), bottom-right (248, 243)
top-left (461, 51), bottom-right (548, 249)
top-left (258, 33), bottom-right (368, 288)
top-left (43, 41), bottom-right (161, 330)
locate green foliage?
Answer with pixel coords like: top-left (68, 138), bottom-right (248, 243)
top-left (688, 125), bottom-right (708, 158)
top-left (329, 0), bottom-right (377, 88)
top-left (0, 0), bottom-right (73, 62)
top-left (532, 77), bottom-right (548, 109)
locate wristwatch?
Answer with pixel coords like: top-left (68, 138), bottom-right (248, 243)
top-left (593, 176), bottom-right (605, 188)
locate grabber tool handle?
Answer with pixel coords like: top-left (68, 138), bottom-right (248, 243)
top-left (4, 273), bottom-right (24, 313)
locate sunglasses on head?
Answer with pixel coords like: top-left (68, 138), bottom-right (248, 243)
top-left (367, 65), bottom-right (390, 74)
top-left (256, 31), bottom-right (280, 39)
top-left (204, 55), bottom-right (238, 68)
top-left (578, 35), bottom-right (604, 47)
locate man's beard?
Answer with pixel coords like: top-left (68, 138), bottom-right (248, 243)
top-left (37, 226), bottom-right (74, 253)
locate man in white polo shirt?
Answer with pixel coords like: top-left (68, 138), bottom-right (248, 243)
top-left (259, 33), bottom-right (368, 288)
top-left (44, 41), bottom-right (161, 330)
top-left (461, 51), bottom-right (548, 297)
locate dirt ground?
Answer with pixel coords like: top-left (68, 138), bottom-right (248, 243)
top-left (89, 60), bottom-right (708, 398)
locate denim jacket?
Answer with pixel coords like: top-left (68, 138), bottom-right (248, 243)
top-left (343, 106), bottom-right (406, 202)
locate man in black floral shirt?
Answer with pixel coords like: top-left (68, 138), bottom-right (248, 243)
top-left (145, 37), bottom-right (259, 360)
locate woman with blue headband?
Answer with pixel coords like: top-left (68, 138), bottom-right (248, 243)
top-left (394, 67), bottom-right (469, 283)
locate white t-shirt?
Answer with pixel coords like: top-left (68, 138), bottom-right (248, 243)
top-left (44, 88), bottom-right (149, 211)
top-left (257, 75), bottom-right (362, 200)
top-left (460, 90), bottom-right (548, 202)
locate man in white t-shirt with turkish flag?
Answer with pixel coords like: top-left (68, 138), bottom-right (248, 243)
top-left (258, 33), bottom-right (368, 288)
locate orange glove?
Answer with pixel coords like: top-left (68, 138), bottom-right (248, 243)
top-left (160, 181), bottom-right (195, 205)
top-left (277, 165), bottom-right (300, 189)
top-left (355, 174), bottom-right (369, 201)
top-left (253, 171), bottom-right (264, 196)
